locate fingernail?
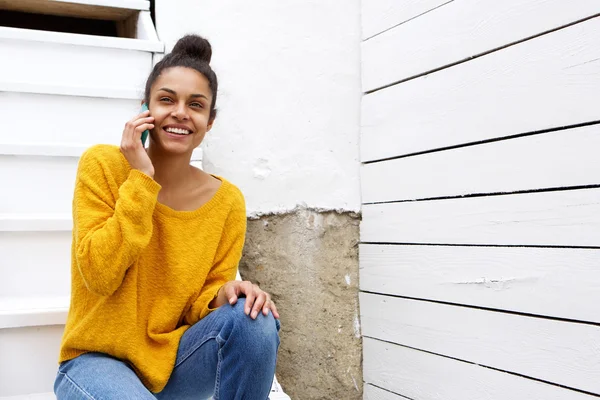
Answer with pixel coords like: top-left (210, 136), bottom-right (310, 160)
top-left (251, 311), bottom-right (257, 319)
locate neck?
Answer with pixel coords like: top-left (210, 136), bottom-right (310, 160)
top-left (147, 144), bottom-right (193, 190)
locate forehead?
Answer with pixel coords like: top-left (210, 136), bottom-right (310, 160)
top-left (152, 67), bottom-right (211, 97)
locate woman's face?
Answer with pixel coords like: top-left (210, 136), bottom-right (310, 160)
top-left (147, 66), bottom-right (214, 155)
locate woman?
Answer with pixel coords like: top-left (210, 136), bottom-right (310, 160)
top-left (54, 34), bottom-right (280, 400)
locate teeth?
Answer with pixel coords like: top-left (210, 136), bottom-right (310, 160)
top-left (165, 127), bottom-right (191, 135)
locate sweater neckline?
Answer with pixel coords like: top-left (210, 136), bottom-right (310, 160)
top-left (154, 175), bottom-right (230, 219)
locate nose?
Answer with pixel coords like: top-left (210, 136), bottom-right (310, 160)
top-left (171, 102), bottom-right (189, 120)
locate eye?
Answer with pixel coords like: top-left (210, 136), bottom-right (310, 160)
top-left (190, 102), bottom-right (204, 108)
top-left (160, 97), bottom-right (173, 103)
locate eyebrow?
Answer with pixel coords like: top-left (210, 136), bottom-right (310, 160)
top-left (158, 87), bottom-right (208, 100)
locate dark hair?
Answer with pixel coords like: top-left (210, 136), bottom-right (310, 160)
top-left (144, 34), bottom-right (218, 120)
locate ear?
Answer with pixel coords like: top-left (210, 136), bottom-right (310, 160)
top-left (206, 119), bottom-right (215, 132)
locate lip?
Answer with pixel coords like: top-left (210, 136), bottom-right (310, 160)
top-left (162, 127), bottom-right (192, 139)
top-left (163, 124), bottom-right (194, 134)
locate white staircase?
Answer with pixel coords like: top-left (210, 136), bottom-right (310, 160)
top-left (0, 2), bottom-right (288, 399)
top-left (0, 1), bottom-right (163, 397)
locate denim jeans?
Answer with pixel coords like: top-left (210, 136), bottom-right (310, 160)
top-left (54, 298), bottom-right (280, 400)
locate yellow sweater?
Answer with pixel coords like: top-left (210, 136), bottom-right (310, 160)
top-left (58, 144), bottom-right (246, 393)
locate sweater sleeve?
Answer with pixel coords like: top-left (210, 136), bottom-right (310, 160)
top-left (184, 191), bottom-right (247, 325)
top-left (73, 148), bottom-right (161, 296)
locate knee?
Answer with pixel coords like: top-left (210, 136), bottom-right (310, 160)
top-left (226, 298), bottom-right (280, 352)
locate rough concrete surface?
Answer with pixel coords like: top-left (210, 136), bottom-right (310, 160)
top-left (239, 209), bottom-right (362, 400)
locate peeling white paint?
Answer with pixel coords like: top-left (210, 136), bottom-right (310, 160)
top-left (345, 274), bottom-right (351, 285)
top-left (350, 374), bottom-right (359, 392)
top-left (451, 276), bottom-right (536, 290)
top-left (353, 313), bottom-right (361, 338)
top-left (247, 204), bottom-right (360, 220)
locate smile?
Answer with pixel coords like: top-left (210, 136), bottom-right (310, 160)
top-left (164, 127), bottom-right (192, 135)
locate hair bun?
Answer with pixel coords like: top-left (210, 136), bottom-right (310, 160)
top-left (171, 34), bottom-right (212, 63)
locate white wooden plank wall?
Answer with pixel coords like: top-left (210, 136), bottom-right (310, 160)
top-left (359, 3), bottom-right (600, 399)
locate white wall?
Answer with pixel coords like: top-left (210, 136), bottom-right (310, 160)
top-left (155, 0), bottom-right (362, 215)
top-left (360, 1), bottom-right (600, 399)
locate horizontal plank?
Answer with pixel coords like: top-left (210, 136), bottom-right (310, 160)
top-left (0, 326), bottom-right (65, 396)
top-left (0, 296), bottom-right (69, 329)
top-left (363, 338), bottom-right (597, 400)
top-left (359, 244), bottom-right (600, 323)
top-left (0, 214), bottom-right (72, 232)
top-left (0, 37), bottom-right (152, 94)
top-left (0, 148), bottom-right (203, 214)
top-left (0, 231), bottom-right (71, 298)
top-left (0, 80), bottom-right (142, 100)
top-left (361, 0), bottom-right (449, 40)
top-left (361, 17), bottom-right (600, 161)
top-left (361, 293), bottom-right (600, 394)
top-left (363, 384), bottom-right (409, 400)
top-left (0, 143), bottom-right (204, 160)
top-left (1, 93), bottom-right (138, 144)
top-left (362, 0), bottom-right (600, 92)
top-left (362, 124), bottom-right (600, 203)
top-left (0, 27), bottom-right (162, 52)
top-left (361, 189), bottom-right (600, 247)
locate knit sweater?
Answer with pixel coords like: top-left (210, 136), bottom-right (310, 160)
top-left (58, 144), bottom-right (246, 393)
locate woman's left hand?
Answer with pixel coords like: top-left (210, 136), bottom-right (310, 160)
top-left (219, 280), bottom-right (280, 320)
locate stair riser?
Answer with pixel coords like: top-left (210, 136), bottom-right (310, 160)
top-left (0, 325), bottom-right (64, 397)
top-left (0, 93), bottom-right (141, 145)
top-left (0, 39), bottom-right (151, 91)
top-left (0, 232), bottom-right (71, 298)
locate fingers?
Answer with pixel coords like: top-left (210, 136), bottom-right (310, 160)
top-left (242, 282), bottom-right (256, 316)
top-left (251, 290), bottom-right (267, 319)
top-left (223, 283), bottom-right (239, 305)
top-left (264, 297), bottom-right (280, 319)
top-left (235, 281), bottom-right (279, 320)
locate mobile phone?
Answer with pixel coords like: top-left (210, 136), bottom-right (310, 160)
top-left (140, 103), bottom-right (150, 146)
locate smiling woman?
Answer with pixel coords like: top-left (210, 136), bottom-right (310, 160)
top-left (53, 35), bottom-right (281, 400)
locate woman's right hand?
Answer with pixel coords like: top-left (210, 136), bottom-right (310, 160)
top-left (120, 110), bottom-right (155, 178)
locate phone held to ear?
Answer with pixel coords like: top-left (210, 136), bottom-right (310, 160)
top-left (140, 103), bottom-right (150, 146)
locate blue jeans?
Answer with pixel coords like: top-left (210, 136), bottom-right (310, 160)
top-left (54, 299), bottom-right (280, 400)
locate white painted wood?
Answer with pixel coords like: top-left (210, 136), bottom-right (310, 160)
top-left (137, 11), bottom-right (159, 42)
top-left (362, 0), bottom-right (600, 92)
top-left (0, 156), bottom-right (78, 214)
top-left (0, 393), bottom-right (55, 400)
top-left (361, 293), bottom-right (600, 394)
top-left (0, 35), bottom-right (153, 94)
top-left (359, 244), bottom-right (600, 323)
top-left (0, 80), bottom-right (142, 100)
top-left (364, 384), bottom-right (409, 400)
top-left (0, 143), bottom-right (203, 160)
top-left (0, 27), bottom-right (162, 52)
top-left (363, 338), bottom-right (597, 400)
top-left (361, 17), bottom-right (600, 161)
top-left (0, 326), bottom-right (64, 397)
top-left (0, 297), bottom-right (69, 329)
top-left (362, 124), bottom-right (600, 203)
top-left (0, 147), bottom-right (203, 215)
top-left (0, 232), bottom-right (71, 298)
top-left (361, 0), bottom-right (450, 40)
top-left (0, 93), bottom-right (139, 145)
top-left (0, 214), bottom-right (72, 232)
top-left (361, 189), bottom-right (600, 247)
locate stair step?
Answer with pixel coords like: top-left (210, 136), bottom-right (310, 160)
top-left (0, 296), bottom-right (69, 329)
top-left (0, 141), bottom-right (203, 217)
top-left (0, 393), bottom-right (55, 400)
top-left (0, 325), bottom-right (64, 397)
top-left (0, 231), bottom-right (71, 298)
top-left (0, 27), bottom-right (159, 93)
